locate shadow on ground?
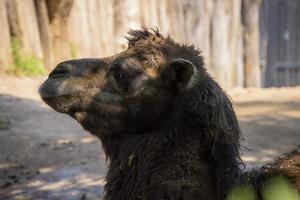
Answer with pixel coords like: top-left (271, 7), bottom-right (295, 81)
top-left (0, 94), bottom-right (105, 200)
top-left (235, 101), bottom-right (300, 168)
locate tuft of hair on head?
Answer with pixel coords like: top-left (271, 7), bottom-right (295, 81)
top-left (125, 27), bottom-right (166, 48)
top-left (125, 27), bottom-right (205, 76)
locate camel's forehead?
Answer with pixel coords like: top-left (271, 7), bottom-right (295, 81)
top-left (115, 41), bottom-right (166, 62)
top-left (132, 34), bottom-right (166, 47)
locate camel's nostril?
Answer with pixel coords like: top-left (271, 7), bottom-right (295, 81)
top-left (49, 64), bottom-right (72, 78)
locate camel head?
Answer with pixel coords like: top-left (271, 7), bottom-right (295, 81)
top-left (39, 29), bottom-right (245, 199)
top-left (39, 29), bottom-right (205, 137)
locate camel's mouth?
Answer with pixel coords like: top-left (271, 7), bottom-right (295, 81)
top-left (39, 78), bottom-right (63, 99)
top-left (42, 97), bottom-right (72, 113)
top-left (39, 77), bottom-right (83, 113)
top-left (39, 76), bottom-right (124, 115)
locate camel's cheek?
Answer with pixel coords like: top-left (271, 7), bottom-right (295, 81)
top-left (94, 92), bottom-right (122, 103)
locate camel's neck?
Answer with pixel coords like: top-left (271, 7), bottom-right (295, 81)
top-left (101, 128), bottom-right (243, 200)
top-left (103, 130), bottom-right (173, 199)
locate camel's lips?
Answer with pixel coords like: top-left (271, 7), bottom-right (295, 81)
top-left (39, 78), bottom-right (62, 99)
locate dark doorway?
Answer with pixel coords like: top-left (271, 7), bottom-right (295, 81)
top-left (260, 0), bottom-right (300, 87)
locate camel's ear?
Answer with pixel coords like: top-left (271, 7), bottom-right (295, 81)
top-left (162, 59), bottom-right (196, 92)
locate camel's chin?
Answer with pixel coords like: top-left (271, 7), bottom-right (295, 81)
top-left (42, 97), bottom-right (73, 114)
top-left (39, 80), bottom-right (83, 114)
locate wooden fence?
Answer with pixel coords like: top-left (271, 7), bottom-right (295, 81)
top-left (0, 0), bottom-right (264, 88)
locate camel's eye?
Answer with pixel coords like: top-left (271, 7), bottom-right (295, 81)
top-left (114, 71), bottom-right (123, 79)
top-left (113, 68), bottom-right (142, 93)
top-left (113, 68), bottom-right (141, 82)
top-left (114, 69), bottom-right (131, 80)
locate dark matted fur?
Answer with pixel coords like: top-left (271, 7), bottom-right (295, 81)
top-left (40, 28), bottom-right (300, 200)
top-left (103, 29), bottom-right (242, 200)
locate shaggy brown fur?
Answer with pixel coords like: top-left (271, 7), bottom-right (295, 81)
top-left (39, 28), bottom-right (300, 200)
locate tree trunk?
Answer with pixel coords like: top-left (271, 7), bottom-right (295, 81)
top-left (0, 0), bottom-right (12, 71)
top-left (166, 0), bottom-right (185, 42)
top-left (229, 0), bottom-right (244, 88)
top-left (97, 0), bottom-right (114, 57)
top-left (46, 0), bottom-right (73, 65)
top-left (242, 0), bottom-right (261, 87)
top-left (68, 0), bottom-right (92, 58)
top-left (35, 0), bottom-right (54, 69)
top-left (113, 0), bottom-right (140, 52)
top-left (211, 0), bottom-right (232, 88)
top-left (183, 0), bottom-right (213, 72)
top-left (139, 0), bottom-right (169, 34)
top-left (6, 0), bottom-right (43, 59)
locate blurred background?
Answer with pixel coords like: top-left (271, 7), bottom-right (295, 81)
top-left (0, 0), bottom-right (299, 199)
top-left (0, 0), bottom-right (299, 88)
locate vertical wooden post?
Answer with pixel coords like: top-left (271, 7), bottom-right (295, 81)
top-left (113, 0), bottom-right (140, 52)
top-left (242, 0), bottom-right (261, 87)
top-left (35, 0), bottom-right (54, 69)
top-left (0, 0), bottom-right (12, 71)
top-left (6, 0), bottom-right (43, 59)
top-left (211, 0), bottom-right (232, 88)
top-left (46, 0), bottom-right (73, 64)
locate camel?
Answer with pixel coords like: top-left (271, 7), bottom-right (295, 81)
top-left (39, 28), bottom-right (300, 200)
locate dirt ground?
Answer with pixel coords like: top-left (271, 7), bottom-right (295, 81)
top-left (0, 75), bottom-right (299, 200)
